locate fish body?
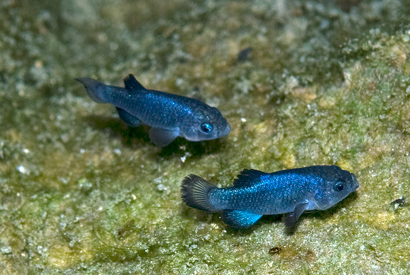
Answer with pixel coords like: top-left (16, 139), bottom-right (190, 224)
top-left (76, 74), bottom-right (231, 146)
top-left (181, 165), bottom-right (359, 229)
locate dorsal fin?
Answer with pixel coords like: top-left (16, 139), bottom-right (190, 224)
top-left (192, 93), bottom-right (204, 102)
top-left (123, 74), bottom-right (146, 91)
top-left (233, 169), bottom-right (267, 187)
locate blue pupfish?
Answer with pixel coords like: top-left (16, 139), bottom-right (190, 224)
top-left (76, 74), bottom-right (231, 147)
top-left (181, 165), bottom-right (359, 229)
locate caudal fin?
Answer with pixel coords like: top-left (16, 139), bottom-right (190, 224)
top-left (181, 174), bottom-right (219, 212)
top-left (76, 77), bottom-right (109, 103)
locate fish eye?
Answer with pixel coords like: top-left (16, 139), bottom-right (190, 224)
top-left (200, 123), bottom-right (213, 133)
top-left (333, 181), bottom-right (345, 192)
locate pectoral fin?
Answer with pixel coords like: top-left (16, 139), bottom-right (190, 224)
top-left (221, 210), bottom-right (262, 229)
top-left (284, 202), bottom-right (308, 228)
top-left (116, 108), bottom-right (142, 127)
top-left (149, 127), bottom-right (179, 147)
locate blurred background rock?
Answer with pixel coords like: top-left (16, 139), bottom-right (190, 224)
top-left (1, 0), bottom-right (410, 273)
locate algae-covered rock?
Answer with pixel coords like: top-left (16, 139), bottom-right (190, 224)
top-left (1, 0), bottom-right (410, 274)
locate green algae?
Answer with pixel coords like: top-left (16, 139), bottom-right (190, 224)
top-left (1, 0), bottom-right (410, 274)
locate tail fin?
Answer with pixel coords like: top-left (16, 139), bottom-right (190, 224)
top-left (76, 77), bottom-right (109, 103)
top-left (181, 174), bottom-right (219, 212)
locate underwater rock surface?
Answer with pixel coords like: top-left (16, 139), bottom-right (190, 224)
top-left (1, 0), bottom-right (410, 273)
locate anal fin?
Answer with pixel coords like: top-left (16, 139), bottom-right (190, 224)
top-left (221, 210), bottom-right (262, 229)
top-left (116, 108), bottom-right (142, 127)
top-left (149, 127), bottom-right (179, 147)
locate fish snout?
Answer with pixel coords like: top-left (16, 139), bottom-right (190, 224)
top-left (220, 123), bottom-right (231, 137)
top-left (351, 173), bottom-right (359, 190)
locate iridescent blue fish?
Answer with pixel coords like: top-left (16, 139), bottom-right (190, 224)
top-left (181, 165), bottom-right (359, 229)
top-left (76, 74), bottom-right (231, 146)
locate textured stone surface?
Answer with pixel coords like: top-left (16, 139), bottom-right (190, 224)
top-left (1, 0), bottom-right (410, 273)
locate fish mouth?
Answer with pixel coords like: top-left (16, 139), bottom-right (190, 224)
top-left (351, 174), bottom-right (359, 190)
top-left (219, 123), bottom-right (231, 137)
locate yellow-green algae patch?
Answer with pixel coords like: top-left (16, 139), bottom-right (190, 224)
top-left (1, 0), bottom-right (410, 274)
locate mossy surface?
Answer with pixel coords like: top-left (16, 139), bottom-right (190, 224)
top-left (1, 0), bottom-right (410, 274)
